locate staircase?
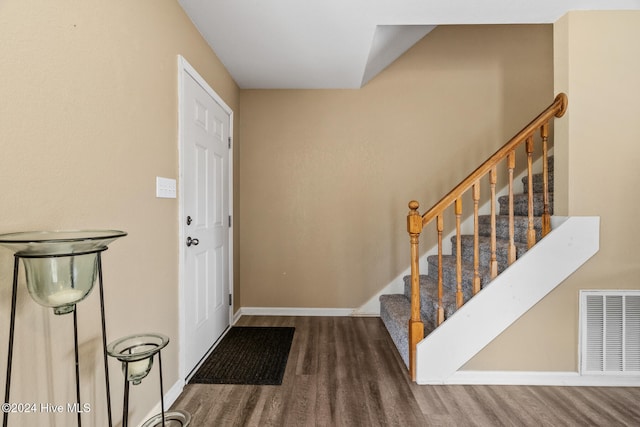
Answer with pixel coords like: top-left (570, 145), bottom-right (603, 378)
top-left (380, 158), bottom-right (553, 368)
top-left (379, 94), bottom-right (571, 380)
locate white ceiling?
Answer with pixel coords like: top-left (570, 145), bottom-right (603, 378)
top-left (178, 0), bottom-right (640, 89)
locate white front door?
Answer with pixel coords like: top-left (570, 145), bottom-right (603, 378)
top-left (179, 58), bottom-right (232, 376)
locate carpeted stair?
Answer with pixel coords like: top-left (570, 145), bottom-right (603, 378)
top-left (380, 158), bottom-right (553, 367)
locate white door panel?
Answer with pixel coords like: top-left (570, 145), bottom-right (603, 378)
top-left (180, 62), bottom-right (231, 375)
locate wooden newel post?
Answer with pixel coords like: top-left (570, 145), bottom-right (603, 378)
top-left (407, 200), bottom-right (424, 381)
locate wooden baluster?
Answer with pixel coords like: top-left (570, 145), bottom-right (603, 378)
top-left (472, 182), bottom-right (481, 295)
top-left (489, 167), bottom-right (498, 279)
top-left (526, 136), bottom-right (536, 248)
top-left (541, 123), bottom-right (551, 237)
top-left (507, 151), bottom-right (516, 265)
top-left (407, 201), bottom-right (424, 381)
top-left (437, 215), bottom-right (444, 326)
top-left (455, 199), bottom-right (463, 308)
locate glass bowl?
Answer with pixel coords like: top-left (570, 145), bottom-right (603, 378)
top-left (107, 333), bottom-right (169, 385)
top-left (0, 230), bottom-right (127, 314)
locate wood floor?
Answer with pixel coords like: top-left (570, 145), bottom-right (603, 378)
top-left (172, 316), bottom-right (640, 426)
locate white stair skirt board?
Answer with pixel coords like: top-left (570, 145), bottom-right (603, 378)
top-left (416, 216), bottom-right (600, 385)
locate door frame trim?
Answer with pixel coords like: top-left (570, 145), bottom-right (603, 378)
top-left (177, 55), bottom-right (234, 381)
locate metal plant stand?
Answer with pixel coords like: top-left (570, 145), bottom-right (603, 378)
top-left (0, 230), bottom-right (127, 427)
top-left (107, 333), bottom-right (190, 427)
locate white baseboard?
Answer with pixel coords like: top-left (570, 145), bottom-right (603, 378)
top-left (438, 370), bottom-right (640, 387)
top-left (135, 379), bottom-right (185, 427)
top-left (237, 307), bottom-right (355, 317)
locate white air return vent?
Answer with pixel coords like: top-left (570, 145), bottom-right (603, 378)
top-left (580, 291), bottom-right (640, 374)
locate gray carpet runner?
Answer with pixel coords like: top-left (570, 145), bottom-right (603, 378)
top-left (380, 158), bottom-right (553, 367)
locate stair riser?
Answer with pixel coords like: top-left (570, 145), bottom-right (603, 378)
top-left (522, 175), bottom-right (554, 194)
top-left (498, 193), bottom-right (554, 216)
top-left (403, 276), bottom-right (459, 323)
top-left (426, 256), bottom-right (490, 295)
top-left (403, 276), bottom-right (435, 320)
top-left (522, 158), bottom-right (554, 194)
top-left (478, 215), bottom-right (542, 243)
top-left (451, 236), bottom-right (527, 274)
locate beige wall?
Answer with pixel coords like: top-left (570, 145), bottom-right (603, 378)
top-left (239, 25), bottom-right (553, 309)
top-left (464, 11), bottom-right (640, 371)
top-left (0, 1), bottom-right (239, 425)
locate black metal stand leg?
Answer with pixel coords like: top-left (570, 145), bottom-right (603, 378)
top-left (122, 365), bottom-right (130, 427)
top-left (73, 309), bottom-right (82, 427)
top-left (97, 254), bottom-right (113, 427)
top-left (158, 353), bottom-right (166, 427)
top-left (2, 257), bottom-right (20, 427)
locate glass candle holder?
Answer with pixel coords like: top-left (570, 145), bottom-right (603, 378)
top-left (0, 230), bottom-right (126, 315)
top-left (107, 333), bottom-right (169, 385)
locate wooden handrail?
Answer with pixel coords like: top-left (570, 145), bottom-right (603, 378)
top-left (420, 93), bottom-right (567, 226)
top-left (406, 93), bottom-right (567, 381)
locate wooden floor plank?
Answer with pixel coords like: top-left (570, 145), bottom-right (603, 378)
top-left (171, 316), bottom-right (640, 426)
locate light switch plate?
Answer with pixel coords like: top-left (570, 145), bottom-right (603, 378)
top-left (156, 177), bottom-right (176, 198)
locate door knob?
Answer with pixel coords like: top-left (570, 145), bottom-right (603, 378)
top-left (186, 237), bottom-right (199, 247)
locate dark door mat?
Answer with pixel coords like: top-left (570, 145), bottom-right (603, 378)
top-left (189, 326), bottom-right (295, 385)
